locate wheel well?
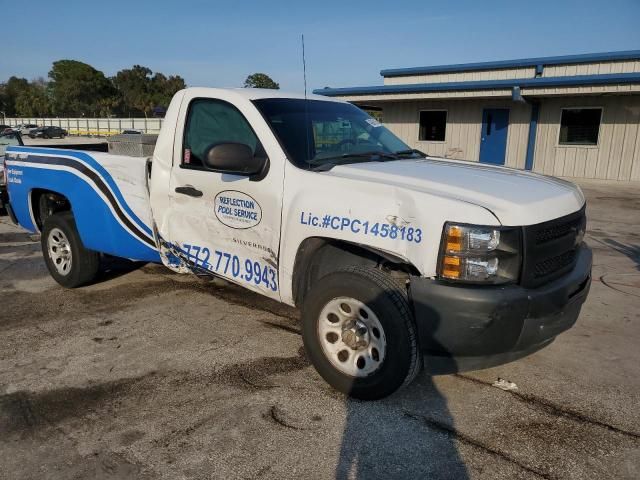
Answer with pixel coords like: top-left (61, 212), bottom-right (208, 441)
top-left (291, 237), bottom-right (420, 307)
top-left (31, 189), bottom-right (71, 231)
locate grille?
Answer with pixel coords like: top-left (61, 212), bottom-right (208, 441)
top-left (534, 249), bottom-right (577, 278)
top-left (535, 215), bottom-right (583, 245)
top-left (521, 206), bottom-right (585, 288)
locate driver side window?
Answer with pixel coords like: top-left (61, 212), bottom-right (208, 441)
top-left (182, 99), bottom-right (258, 168)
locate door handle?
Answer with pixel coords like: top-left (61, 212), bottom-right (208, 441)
top-left (175, 186), bottom-right (203, 198)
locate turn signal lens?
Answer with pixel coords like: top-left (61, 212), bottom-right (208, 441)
top-left (438, 223), bottom-right (522, 284)
top-left (445, 226), bottom-right (464, 252)
top-left (441, 255), bottom-right (461, 278)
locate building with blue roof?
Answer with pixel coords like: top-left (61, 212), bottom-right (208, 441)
top-left (315, 50), bottom-right (640, 181)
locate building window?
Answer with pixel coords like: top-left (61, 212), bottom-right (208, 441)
top-left (419, 110), bottom-right (447, 141)
top-left (559, 108), bottom-right (602, 146)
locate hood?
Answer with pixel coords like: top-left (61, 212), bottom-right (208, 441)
top-left (327, 157), bottom-right (585, 226)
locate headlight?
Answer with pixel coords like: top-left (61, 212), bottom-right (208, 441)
top-left (437, 223), bottom-right (522, 284)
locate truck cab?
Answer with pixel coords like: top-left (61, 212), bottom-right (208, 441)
top-left (5, 88), bottom-right (592, 399)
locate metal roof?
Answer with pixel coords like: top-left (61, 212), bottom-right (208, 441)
top-left (380, 50), bottom-right (640, 78)
top-left (313, 72), bottom-right (640, 97)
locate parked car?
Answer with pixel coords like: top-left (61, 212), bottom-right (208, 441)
top-left (0, 130), bottom-right (23, 211)
top-left (29, 126), bottom-right (68, 139)
top-left (0, 125), bottom-right (13, 133)
top-left (4, 88), bottom-right (592, 399)
top-left (18, 124), bottom-right (38, 136)
top-left (121, 129), bottom-right (143, 134)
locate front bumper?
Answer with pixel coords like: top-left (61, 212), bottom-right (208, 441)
top-left (408, 244), bottom-right (592, 357)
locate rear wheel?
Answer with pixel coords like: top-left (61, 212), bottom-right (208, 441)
top-left (41, 212), bottom-right (100, 288)
top-left (302, 266), bottom-right (421, 400)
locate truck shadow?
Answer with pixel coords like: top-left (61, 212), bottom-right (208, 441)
top-left (188, 276), bottom-right (472, 478)
top-left (601, 238), bottom-right (640, 271)
top-left (0, 229), bottom-right (48, 283)
top-left (97, 256), bottom-right (147, 282)
top-left (335, 377), bottom-right (469, 479)
top-left (334, 292), bottom-right (470, 479)
top-left (0, 229), bottom-right (145, 284)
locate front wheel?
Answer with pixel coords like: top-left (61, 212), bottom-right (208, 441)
top-left (41, 212), bottom-right (100, 288)
top-left (301, 266), bottom-right (421, 400)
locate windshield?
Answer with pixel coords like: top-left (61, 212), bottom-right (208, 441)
top-left (253, 98), bottom-right (420, 170)
top-left (0, 132), bottom-right (22, 157)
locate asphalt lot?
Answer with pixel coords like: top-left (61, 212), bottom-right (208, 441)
top-left (1, 179), bottom-right (639, 480)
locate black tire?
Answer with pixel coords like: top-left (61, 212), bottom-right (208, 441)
top-left (41, 212), bottom-right (100, 288)
top-left (301, 266), bottom-right (421, 400)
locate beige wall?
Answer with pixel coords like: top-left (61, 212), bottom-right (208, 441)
top-left (384, 67), bottom-right (535, 86)
top-left (383, 59), bottom-right (640, 86)
top-left (542, 60), bottom-right (640, 78)
top-left (370, 94), bottom-right (640, 180)
top-left (532, 95), bottom-right (640, 181)
top-left (380, 99), bottom-right (532, 169)
top-left (523, 83), bottom-right (640, 96)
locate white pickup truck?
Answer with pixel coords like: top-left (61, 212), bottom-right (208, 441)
top-left (4, 88), bottom-right (591, 399)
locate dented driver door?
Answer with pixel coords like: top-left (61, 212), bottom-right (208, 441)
top-left (165, 91), bottom-right (285, 300)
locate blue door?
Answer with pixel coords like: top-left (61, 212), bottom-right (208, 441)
top-left (479, 108), bottom-right (509, 165)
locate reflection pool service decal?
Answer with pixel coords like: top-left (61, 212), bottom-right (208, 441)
top-left (214, 190), bottom-right (262, 229)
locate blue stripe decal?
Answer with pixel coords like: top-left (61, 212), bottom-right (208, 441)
top-left (8, 146), bottom-right (153, 238)
top-left (7, 163), bottom-right (160, 263)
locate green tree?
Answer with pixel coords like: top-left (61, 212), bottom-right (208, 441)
top-left (150, 72), bottom-right (185, 112)
top-left (113, 65), bottom-right (185, 117)
top-left (113, 65), bottom-right (152, 116)
top-left (15, 82), bottom-right (51, 117)
top-left (1, 77), bottom-right (30, 116)
top-left (48, 60), bottom-right (116, 116)
top-left (2, 60), bottom-right (185, 118)
top-left (0, 84), bottom-right (5, 117)
top-left (243, 73), bottom-right (279, 89)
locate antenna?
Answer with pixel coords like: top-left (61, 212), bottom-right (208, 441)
top-left (302, 34), bottom-right (308, 99)
top-left (302, 34), bottom-right (311, 167)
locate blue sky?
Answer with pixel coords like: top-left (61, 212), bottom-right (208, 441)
top-left (2, 0), bottom-right (639, 92)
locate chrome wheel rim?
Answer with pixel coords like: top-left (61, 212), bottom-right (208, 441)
top-left (47, 227), bottom-right (72, 276)
top-left (317, 297), bottom-right (387, 377)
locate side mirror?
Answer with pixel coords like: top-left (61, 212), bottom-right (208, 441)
top-left (203, 142), bottom-right (267, 177)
